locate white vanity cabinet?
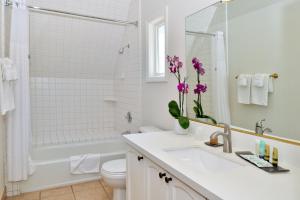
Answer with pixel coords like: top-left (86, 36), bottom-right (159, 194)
top-left (169, 178), bottom-right (206, 200)
top-left (126, 151), bottom-right (146, 200)
top-left (145, 158), bottom-right (170, 200)
top-left (126, 150), bottom-right (207, 200)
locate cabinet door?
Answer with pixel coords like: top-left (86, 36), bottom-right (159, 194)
top-left (126, 151), bottom-right (146, 200)
top-left (169, 178), bottom-right (206, 200)
top-left (145, 159), bottom-right (169, 200)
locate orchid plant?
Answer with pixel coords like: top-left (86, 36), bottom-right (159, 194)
top-left (167, 55), bottom-right (190, 129)
top-left (192, 57), bottom-right (217, 124)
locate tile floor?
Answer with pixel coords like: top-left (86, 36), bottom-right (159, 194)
top-left (6, 180), bottom-right (113, 200)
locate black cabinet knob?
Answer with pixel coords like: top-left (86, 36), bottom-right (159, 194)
top-left (137, 156), bottom-right (143, 161)
top-left (165, 177), bottom-right (172, 183)
top-left (159, 172), bottom-right (166, 179)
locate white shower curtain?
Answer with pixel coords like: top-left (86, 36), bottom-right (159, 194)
top-left (211, 31), bottom-right (231, 124)
top-left (6, 0), bottom-right (32, 182)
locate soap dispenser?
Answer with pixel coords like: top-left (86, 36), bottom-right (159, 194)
top-left (259, 140), bottom-right (266, 159)
top-left (272, 147), bottom-right (278, 167)
top-left (264, 144), bottom-right (270, 162)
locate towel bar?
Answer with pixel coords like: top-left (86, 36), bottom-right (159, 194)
top-left (235, 73), bottom-right (279, 79)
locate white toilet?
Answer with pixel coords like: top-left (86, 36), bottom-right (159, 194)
top-left (101, 159), bottom-right (126, 200)
top-left (101, 126), bottom-right (161, 200)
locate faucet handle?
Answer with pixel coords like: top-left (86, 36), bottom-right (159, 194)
top-left (257, 119), bottom-right (266, 127)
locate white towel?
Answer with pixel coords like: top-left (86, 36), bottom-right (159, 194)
top-left (70, 154), bottom-right (101, 175)
top-left (251, 74), bottom-right (270, 106)
top-left (0, 58), bottom-right (16, 115)
top-left (252, 74), bottom-right (264, 88)
top-left (1, 58), bottom-right (18, 81)
top-left (238, 76), bottom-right (248, 87)
top-left (268, 76), bottom-right (274, 93)
top-left (237, 74), bottom-right (252, 104)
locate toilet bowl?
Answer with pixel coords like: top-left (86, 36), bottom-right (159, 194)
top-left (101, 126), bottom-right (161, 200)
top-left (101, 159), bottom-right (126, 200)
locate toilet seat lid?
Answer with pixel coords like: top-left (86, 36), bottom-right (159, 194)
top-left (102, 159), bottom-right (126, 175)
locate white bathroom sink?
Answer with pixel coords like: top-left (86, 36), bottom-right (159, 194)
top-left (165, 147), bottom-right (243, 173)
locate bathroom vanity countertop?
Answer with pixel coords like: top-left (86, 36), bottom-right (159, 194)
top-left (123, 131), bottom-right (300, 200)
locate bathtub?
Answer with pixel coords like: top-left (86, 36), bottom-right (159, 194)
top-left (20, 138), bottom-right (129, 193)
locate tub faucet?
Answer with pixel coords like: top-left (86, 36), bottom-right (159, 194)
top-left (210, 123), bottom-right (232, 153)
top-left (125, 112), bottom-right (132, 123)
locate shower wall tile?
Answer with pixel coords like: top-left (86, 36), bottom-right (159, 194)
top-left (28, 0), bottom-right (133, 80)
top-left (114, 0), bottom-right (142, 133)
top-left (30, 77), bottom-right (116, 146)
top-left (28, 0), bottom-right (141, 146)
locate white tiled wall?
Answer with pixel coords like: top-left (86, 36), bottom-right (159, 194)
top-left (30, 77), bottom-right (118, 146)
top-left (28, 0), bottom-right (141, 146)
top-left (114, 0), bottom-right (142, 133)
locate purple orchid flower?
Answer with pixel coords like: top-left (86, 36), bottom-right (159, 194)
top-left (194, 83), bottom-right (207, 94)
top-left (192, 57), bottom-right (205, 75)
top-left (177, 82), bottom-right (189, 94)
top-left (167, 55), bottom-right (183, 73)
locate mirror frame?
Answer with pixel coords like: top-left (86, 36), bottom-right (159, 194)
top-left (190, 119), bottom-right (300, 147)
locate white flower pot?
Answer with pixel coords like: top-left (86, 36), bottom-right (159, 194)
top-left (174, 120), bottom-right (189, 135)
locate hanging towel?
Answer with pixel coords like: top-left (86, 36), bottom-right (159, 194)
top-left (237, 74), bottom-right (252, 104)
top-left (251, 74), bottom-right (270, 106)
top-left (1, 58), bottom-right (18, 81)
top-left (0, 58), bottom-right (16, 115)
top-left (70, 154), bottom-right (101, 175)
top-left (268, 76), bottom-right (274, 93)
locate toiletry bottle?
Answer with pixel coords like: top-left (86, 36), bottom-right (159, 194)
top-left (264, 144), bottom-right (270, 162)
top-left (255, 140), bottom-right (260, 156)
top-left (259, 140), bottom-right (266, 159)
top-left (272, 147), bottom-right (278, 167)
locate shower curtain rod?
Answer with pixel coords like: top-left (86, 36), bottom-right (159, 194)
top-left (4, 1), bottom-right (138, 26)
top-left (186, 31), bottom-right (216, 37)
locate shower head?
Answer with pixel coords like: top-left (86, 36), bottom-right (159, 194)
top-left (119, 44), bottom-right (130, 54)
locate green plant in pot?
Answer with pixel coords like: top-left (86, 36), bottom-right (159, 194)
top-left (192, 57), bottom-right (217, 124)
top-left (167, 55), bottom-right (190, 130)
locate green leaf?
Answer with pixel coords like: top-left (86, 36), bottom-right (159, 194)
top-left (169, 108), bottom-right (180, 119)
top-left (193, 100), bottom-right (200, 108)
top-left (168, 100), bottom-right (180, 118)
top-left (169, 100), bottom-right (179, 109)
top-left (200, 115), bottom-right (217, 125)
top-left (199, 103), bottom-right (203, 116)
top-left (193, 100), bottom-right (203, 115)
top-left (178, 116), bottom-right (190, 129)
top-left (193, 106), bottom-right (201, 118)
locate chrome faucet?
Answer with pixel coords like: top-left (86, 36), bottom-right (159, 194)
top-left (210, 123), bottom-right (232, 153)
top-left (255, 119), bottom-right (272, 135)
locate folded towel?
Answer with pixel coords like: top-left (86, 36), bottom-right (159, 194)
top-left (70, 154), bottom-right (101, 175)
top-left (0, 58), bottom-right (18, 81)
top-left (252, 74), bottom-right (265, 88)
top-left (238, 76), bottom-right (248, 87)
top-left (0, 58), bottom-right (16, 115)
top-left (251, 74), bottom-right (270, 106)
top-left (237, 74), bottom-right (252, 104)
top-left (0, 81), bottom-right (15, 115)
top-left (28, 156), bottom-right (36, 176)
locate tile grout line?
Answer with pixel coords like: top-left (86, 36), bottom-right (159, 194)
top-left (99, 180), bottom-right (111, 200)
top-left (70, 185), bottom-right (77, 200)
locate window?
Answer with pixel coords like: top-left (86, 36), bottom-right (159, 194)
top-left (148, 17), bottom-right (166, 81)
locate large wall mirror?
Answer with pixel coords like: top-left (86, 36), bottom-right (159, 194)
top-left (185, 0), bottom-right (300, 141)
